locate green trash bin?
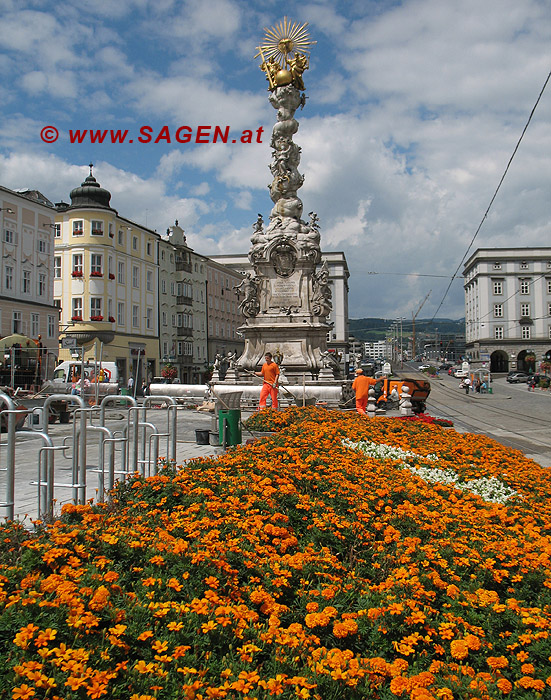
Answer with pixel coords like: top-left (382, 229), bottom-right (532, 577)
top-left (120, 388), bottom-right (128, 396)
top-left (219, 409), bottom-right (242, 447)
top-left (487, 387), bottom-right (493, 394)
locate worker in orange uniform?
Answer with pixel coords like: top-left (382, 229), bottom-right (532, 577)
top-left (255, 352), bottom-right (280, 410)
top-left (352, 368), bottom-right (372, 415)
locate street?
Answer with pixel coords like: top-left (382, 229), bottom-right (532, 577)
top-left (403, 363), bottom-right (551, 467)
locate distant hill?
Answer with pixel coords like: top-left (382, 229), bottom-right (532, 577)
top-left (349, 317), bottom-right (465, 342)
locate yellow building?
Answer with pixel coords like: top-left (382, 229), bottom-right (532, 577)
top-left (54, 167), bottom-right (160, 386)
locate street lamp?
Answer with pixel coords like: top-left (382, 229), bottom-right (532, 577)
top-left (0, 207), bottom-right (14, 214)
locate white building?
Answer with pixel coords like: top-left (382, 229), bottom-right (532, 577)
top-left (463, 247), bottom-right (551, 373)
top-left (0, 185), bottom-right (59, 381)
top-left (364, 340), bottom-right (390, 360)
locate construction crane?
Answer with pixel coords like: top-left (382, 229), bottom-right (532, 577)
top-left (411, 291), bottom-right (431, 360)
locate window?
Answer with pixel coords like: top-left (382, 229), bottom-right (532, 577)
top-left (547, 279), bottom-right (551, 295)
top-left (520, 261), bottom-right (529, 270)
top-left (54, 256), bottom-right (61, 278)
top-left (147, 241), bottom-right (152, 256)
top-left (22, 270), bottom-right (31, 293)
top-left (72, 298), bottom-right (83, 319)
top-left (548, 302), bottom-right (551, 318)
top-left (161, 279), bottom-right (166, 294)
top-left (72, 254), bottom-right (83, 274)
top-left (146, 270), bottom-right (153, 291)
top-left (117, 261), bottom-right (125, 284)
top-left (146, 307), bottom-right (152, 330)
top-left (493, 262), bottom-right (501, 270)
top-left (117, 302), bottom-right (125, 326)
top-left (53, 224), bottom-right (61, 238)
top-left (108, 223), bottom-right (113, 238)
top-left (520, 303), bottom-right (530, 317)
top-left (108, 257), bottom-right (113, 277)
top-left (521, 326), bottom-right (531, 340)
top-left (177, 342), bottom-right (183, 356)
top-left (118, 230), bottom-right (124, 245)
top-left (4, 265), bottom-right (13, 290)
top-left (494, 326), bottom-right (503, 340)
top-left (132, 305), bottom-right (139, 328)
top-left (520, 280), bottom-right (530, 295)
top-left (4, 229), bottom-right (15, 244)
top-left (91, 254), bottom-right (103, 275)
top-left (48, 315), bottom-right (55, 338)
top-left (91, 220), bottom-right (103, 235)
top-left (133, 236), bottom-right (138, 250)
top-left (72, 220), bottom-right (83, 235)
top-left (162, 312), bottom-right (167, 326)
top-left (12, 311), bottom-right (21, 334)
top-left (107, 299), bottom-right (112, 319)
top-left (132, 266), bottom-right (139, 288)
top-left (38, 238), bottom-right (48, 253)
top-left (90, 298), bottom-right (102, 318)
top-left (31, 313), bottom-right (39, 337)
top-left (493, 281), bottom-right (503, 295)
top-left (38, 273), bottom-right (46, 296)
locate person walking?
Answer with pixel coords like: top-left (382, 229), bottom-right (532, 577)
top-left (352, 368), bottom-right (371, 415)
top-left (255, 352), bottom-right (280, 410)
top-left (464, 376), bottom-right (471, 395)
top-left (127, 376), bottom-right (134, 396)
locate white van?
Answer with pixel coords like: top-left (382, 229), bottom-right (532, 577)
top-left (44, 361), bottom-right (120, 396)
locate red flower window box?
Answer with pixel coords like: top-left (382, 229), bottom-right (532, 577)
top-left (108, 273), bottom-right (115, 280)
top-left (71, 315), bottom-right (83, 321)
top-left (90, 271), bottom-right (103, 277)
top-left (91, 229), bottom-right (103, 235)
top-left (108, 316), bottom-right (116, 323)
top-left (90, 315), bottom-right (104, 322)
top-left (72, 271), bottom-right (83, 278)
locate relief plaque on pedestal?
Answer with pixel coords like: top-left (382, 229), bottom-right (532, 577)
top-left (269, 277), bottom-right (301, 308)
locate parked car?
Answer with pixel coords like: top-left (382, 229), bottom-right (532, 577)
top-left (453, 369), bottom-right (469, 378)
top-left (506, 371), bottom-right (531, 383)
top-left (418, 364), bottom-right (431, 371)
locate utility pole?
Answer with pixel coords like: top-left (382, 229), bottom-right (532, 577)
top-left (411, 291), bottom-right (431, 360)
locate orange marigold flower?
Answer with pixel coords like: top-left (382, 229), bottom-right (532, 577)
top-left (496, 678), bottom-right (512, 694)
top-left (520, 663), bottom-right (535, 674)
top-left (137, 631), bottom-right (154, 641)
top-left (465, 634), bottom-right (481, 650)
top-left (305, 602), bottom-right (319, 613)
top-left (389, 676), bottom-right (411, 695)
top-left (12, 685), bottom-right (36, 700)
top-left (486, 656), bottom-right (508, 670)
top-left (450, 640), bottom-right (469, 660)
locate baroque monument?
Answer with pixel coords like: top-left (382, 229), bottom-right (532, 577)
top-left (235, 18), bottom-right (339, 382)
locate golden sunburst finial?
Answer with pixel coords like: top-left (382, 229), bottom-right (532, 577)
top-left (255, 17), bottom-right (316, 90)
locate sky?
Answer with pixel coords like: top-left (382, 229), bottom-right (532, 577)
top-left (0, 0), bottom-right (550, 321)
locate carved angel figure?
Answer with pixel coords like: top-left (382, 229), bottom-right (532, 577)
top-left (233, 272), bottom-right (260, 318)
top-left (311, 261), bottom-right (332, 317)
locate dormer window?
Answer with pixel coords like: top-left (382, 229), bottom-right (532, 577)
top-left (520, 261), bottom-right (529, 270)
top-left (493, 262), bottom-right (501, 270)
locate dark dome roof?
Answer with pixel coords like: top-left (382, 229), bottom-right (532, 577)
top-left (69, 167), bottom-right (112, 209)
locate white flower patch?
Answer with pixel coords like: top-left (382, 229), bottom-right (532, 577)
top-left (342, 438), bottom-right (438, 465)
top-left (343, 439), bottom-right (520, 505)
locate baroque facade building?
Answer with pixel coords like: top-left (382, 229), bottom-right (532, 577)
top-left (55, 169), bottom-right (160, 385)
top-left (160, 223), bottom-right (209, 384)
top-left (464, 247), bottom-right (551, 373)
top-left (205, 259), bottom-right (245, 365)
top-left (0, 185), bottom-right (59, 381)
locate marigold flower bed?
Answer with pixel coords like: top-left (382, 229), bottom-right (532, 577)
top-left (1, 407), bottom-right (551, 699)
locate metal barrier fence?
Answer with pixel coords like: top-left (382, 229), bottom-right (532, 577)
top-left (0, 391), bottom-right (179, 522)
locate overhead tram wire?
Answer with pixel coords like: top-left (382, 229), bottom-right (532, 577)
top-left (430, 68), bottom-right (551, 322)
